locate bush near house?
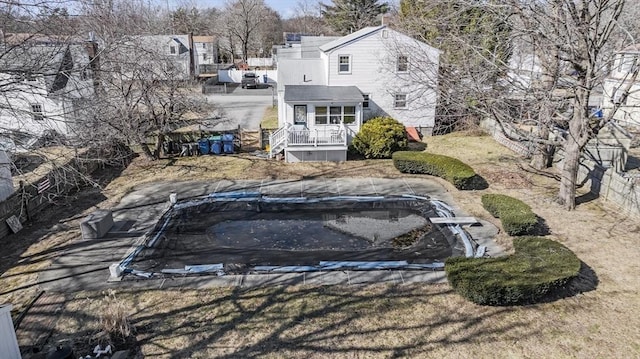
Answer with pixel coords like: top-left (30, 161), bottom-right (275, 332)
top-left (445, 236), bottom-right (581, 306)
top-left (351, 117), bottom-right (408, 159)
top-left (481, 194), bottom-right (537, 236)
top-left (392, 151), bottom-right (478, 189)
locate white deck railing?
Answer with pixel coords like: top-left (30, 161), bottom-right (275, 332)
top-left (269, 125), bottom-right (347, 158)
top-left (287, 126), bottom-right (346, 147)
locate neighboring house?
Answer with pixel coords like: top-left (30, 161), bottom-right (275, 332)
top-left (125, 35), bottom-right (193, 81)
top-left (271, 25), bottom-right (440, 162)
top-left (193, 35), bottom-right (218, 78)
top-left (602, 44), bottom-right (640, 128)
top-left (0, 38), bottom-right (97, 142)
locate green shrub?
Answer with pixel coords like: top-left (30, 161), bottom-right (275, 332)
top-left (445, 236), bottom-right (581, 306)
top-left (351, 117), bottom-right (408, 159)
top-left (481, 194), bottom-right (537, 235)
top-left (392, 151), bottom-right (478, 189)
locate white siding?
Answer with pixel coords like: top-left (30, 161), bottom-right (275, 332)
top-left (324, 28), bottom-right (439, 129)
top-left (0, 304), bottom-right (20, 359)
top-left (0, 74), bottom-right (72, 136)
top-left (602, 77), bottom-right (640, 128)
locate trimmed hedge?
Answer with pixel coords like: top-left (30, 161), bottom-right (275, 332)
top-left (351, 117), bottom-right (408, 159)
top-left (392, 151), bottom-right (477, 189)
top-left (481, 194), bottom-right (537, 236)
top-left (446, 236), bottom-right (581, 306)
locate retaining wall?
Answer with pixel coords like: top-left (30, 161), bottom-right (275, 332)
top-left (481, 118), bottom-right (640, 217)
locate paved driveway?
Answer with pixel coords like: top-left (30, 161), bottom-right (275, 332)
top-left (205, 84), bottom-right (276, 130)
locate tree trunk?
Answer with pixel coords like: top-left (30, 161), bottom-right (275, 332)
top-left (138, 140), bottom-right (155, 160)
top-left (530, 125), bottom-right (554, 169)
top-left (558, 136), bottom-right (580, 210)
top-left (155, 133), bottom-right (165, 159)
top-left (558, 89), bottom-right (590, 210)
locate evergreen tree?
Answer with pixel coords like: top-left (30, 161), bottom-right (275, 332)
top-left (320, 0), bottom-right (389, 35)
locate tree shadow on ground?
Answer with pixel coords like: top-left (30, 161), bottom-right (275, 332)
top-left (47, 282), bottom-right (537, 359)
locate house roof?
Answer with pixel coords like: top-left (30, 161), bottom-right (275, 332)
top-left (619, 44), bottom-right (640, 53)
top-left (284, 85), bottom-right (363, 102)
top-left (318, 26), bottom-right (385, 52)
top-left (193, 35), bottom-right (216, 43)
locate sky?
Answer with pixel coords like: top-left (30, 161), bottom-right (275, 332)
top-left (165, 0), bottom-right (308, 19)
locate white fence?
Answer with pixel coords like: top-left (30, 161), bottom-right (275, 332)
top-left (217, 69), bottom-right (278, 84)
top-left (248, 57), bottom-right (273, 67)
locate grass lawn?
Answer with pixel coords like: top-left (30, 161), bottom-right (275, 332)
top-left (3, 132), bottom-right (639, 358)
top-left (261, 106), bottom-right (278, 129)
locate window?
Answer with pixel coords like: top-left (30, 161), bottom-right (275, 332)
top-left (203, 53), bottom-right (208, 61)
top-left (362, 94), bottom-right (370, 109)
top-left (25, 73), bottom-right (37, 82)
top-left (315, 106), bottom-right (328, 124)
top-left (202, 43), bottom-right (206, 48)
top-left (397, 55), bottom-right (408, 72)
top-left (343, 106), bottom-right (356, 124)
top-left (31, 104), bottom-right (44, 121)
top-left (338, 55), bottom-right (351, 73)
top-left (169, 45), bottom-right (176, 54)
top-left (294, 105), bottom-right (307, 125)
top-left (394, 94), bottom-right (407, 108)
top-left (315, 105), bottom-right (356, 125)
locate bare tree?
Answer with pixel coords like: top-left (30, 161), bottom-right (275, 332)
top-left (77, 2), bottom-right (214, 160)
top-left (496, 0), bottom-right (632, 209)
top-left (221, 0), bottom-right (271, 62)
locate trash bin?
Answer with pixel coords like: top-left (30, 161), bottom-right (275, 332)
top-left (198, 139), bottom-right (210, 155)
top-left (263, 74), bottom-right (268, 84)
top-left (222, 133), bottom-right (235, 154)
top-left (210, 135), bottom-right (222, 154)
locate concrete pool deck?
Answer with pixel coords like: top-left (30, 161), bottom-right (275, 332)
top-left (38, 178), bottom-right (501, 291)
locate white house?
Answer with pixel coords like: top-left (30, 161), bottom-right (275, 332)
top-left (271, 26), bottom-right (440, 162)
top-left (602, 44), bottom-right (640, 129)
top-left (0, 40), bottom-right (97, 142)
top-left (193, 35), bottom-right (218, 78)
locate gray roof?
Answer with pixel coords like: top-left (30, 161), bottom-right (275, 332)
top-left (319, 26), bottom-right (385, 52)
top-left (284, 85), bottom-right (363, 102)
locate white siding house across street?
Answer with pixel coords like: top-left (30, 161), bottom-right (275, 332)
top-left (0, 41), bottom-right (97, 142)
top-left (272, 25), bottom-right (440, 162)
top-left (602, 44), bottom-right (640, 129)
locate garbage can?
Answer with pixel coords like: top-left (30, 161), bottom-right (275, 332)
top-left (222, 133), bottom-right (235, 154)
top-left (198, 139), bottom-right (210, 155)
top-left (263, 74), bottom-right (268, 84)
top-left (210, 135), bottom-right (222, 154)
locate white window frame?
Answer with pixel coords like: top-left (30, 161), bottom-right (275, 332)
top-left (394, 94), bottom-right (407, 108)
top-left (397, 55), bottom-right (409, 72)
top-left (315, 105), bottom-right (356, 125)
top-left (338, 55), bottom-right (351, 74)
top-left (31, 103), bottom-right (44, 121)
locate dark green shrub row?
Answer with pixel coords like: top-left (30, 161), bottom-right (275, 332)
top-left (392, 151), bottom-right (477, 189)
top-left (351, 117), bottom-right (408, 159)
top-left (445, 236), bottom-right (581, 306)
top-left (481, 194), bottom-right (537, 236)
